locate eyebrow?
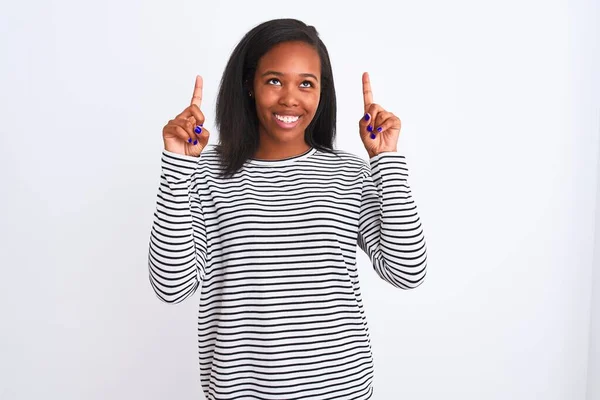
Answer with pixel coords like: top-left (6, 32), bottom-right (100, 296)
top-left (261, 70), bottom-right (319, 82)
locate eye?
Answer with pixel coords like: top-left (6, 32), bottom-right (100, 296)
top-left (267, 78), bottom-right (281, 85)
top-left (300, 81), bottom-right (313, 88)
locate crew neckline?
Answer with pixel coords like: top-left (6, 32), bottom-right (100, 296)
top-left (247, 147), bottom-right (317, 166)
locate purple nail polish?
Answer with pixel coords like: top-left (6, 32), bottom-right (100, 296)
top-left (188, 138), bottom-right (192, 143)
top-left (377, 126), bottom-right (382, 132)
top-left (195, 126), bottom-right (202, 134)
top-left (367, 125), bottom-right (373, 132)
top-left (193, 139), bottom-right (198, 145)
top-left (370, 133), bottom-right (376, 139)
top-left (364, 113), bottom-right (370, 121)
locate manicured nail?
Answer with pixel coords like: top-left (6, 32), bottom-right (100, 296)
top-left (193, 140), bottom-right (198, 145)
top-left (367, 125), bottom-right (373, 132)
top-left (187, 138), bottom-right (192, 143)
top-left (370, 133), bottom-right (376, 139)
top-left (377, 126), bottom-right (382, 132)
top-left (364, 113), bottom-right (370, 121)
top-left (195, 126), bottom-right (202, 134)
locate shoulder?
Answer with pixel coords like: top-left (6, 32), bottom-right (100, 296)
top-left (318, 148), bottom-right (370, 172)
top-left (196, 145), bottom-right (221, 165)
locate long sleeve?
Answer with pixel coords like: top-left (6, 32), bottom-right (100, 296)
top-left (357, 151), bottom-right (428, 289)
top-left (148, 150), bottom-right (207, 304)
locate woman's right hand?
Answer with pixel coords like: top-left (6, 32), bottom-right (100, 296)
top-left (162, 75), bottom-right (211, 157)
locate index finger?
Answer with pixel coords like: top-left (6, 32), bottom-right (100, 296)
top-left (362, 72), bottom-right (373, 111)
top-left (191, 75), bottom-right (203, 109)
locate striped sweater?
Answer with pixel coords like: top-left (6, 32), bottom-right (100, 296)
top-left (148, 145), bottom-right (427, 400)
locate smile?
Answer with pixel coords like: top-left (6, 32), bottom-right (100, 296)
top-left (273, 113), bottom-right (302, 129)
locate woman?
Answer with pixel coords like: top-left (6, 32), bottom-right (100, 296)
top-left (149, 18), bottom-right (427, 400)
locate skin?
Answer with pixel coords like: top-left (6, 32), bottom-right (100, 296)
top-left (359, 72), bottom-right (401, 158)
top-left (162, 51), bottom-right (403, 160)
top-left (162, 75), bottom-right (210, 157)
top-left (251, 41), bottom-right (321, 160)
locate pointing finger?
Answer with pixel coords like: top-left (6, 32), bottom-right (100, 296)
top-left (191, 75), bottom-right (203, 109)
top-left (175, 104), bottom-right (205, 125)
top-left (362, 72), bottom-right (373, 111)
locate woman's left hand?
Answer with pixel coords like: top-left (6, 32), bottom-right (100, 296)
top-left (358, 72), bottom-right (401, 158)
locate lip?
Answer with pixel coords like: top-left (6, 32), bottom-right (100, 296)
top-left (272, 113), bottom-right (302, 129)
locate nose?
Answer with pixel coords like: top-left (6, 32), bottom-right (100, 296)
top-left (278, 86), bottom-right (300, 108)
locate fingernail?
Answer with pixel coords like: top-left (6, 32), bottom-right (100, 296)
top-left (364, 113), bottom-right (370, 121)
top-left (193, 140), bottom-right (198, 145)
top-left (370, 133), bottom-right (376, 139)
top-left (188, 138), bottom-right (192, 143)
top-left (377, 126), bottom-right (382, 132)
top-left (367, 125), bottom-right (373, 132)
top-left (195, 126), bottom-right (202, 134)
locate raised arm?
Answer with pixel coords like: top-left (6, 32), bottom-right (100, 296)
top-left (148, 75), bottom-right (211, 303)
top-left (357, 153), bottom-right (427, 289)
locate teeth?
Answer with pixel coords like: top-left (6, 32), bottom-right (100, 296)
top-left (275, 114), bottom-right (299, 123)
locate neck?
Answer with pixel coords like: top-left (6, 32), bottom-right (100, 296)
top-left (252, 138), bottom-right (311, 161)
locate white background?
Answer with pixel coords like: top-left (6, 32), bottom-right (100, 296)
top-left (1, 0), bottom-right (598, 399)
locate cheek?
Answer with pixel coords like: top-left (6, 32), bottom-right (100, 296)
top-left (254, 99), bottom-right (271, 119)
top-left (256, 93), bottom-right (276, 114)
top-left (309, 94), bottom-right (321, 114)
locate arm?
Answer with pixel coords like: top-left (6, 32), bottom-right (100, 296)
top-left (148, 150), bottom-right (207, 303)
top-left (357, 152), bottom-right (427, 289)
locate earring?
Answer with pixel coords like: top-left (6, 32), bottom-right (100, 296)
top-left (248, 92), bottom-right (252, 97)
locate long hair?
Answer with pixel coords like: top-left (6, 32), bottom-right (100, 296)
top-left (214, 18), bottom-right (339, 179)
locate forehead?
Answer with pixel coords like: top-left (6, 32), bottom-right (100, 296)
top-left (256, 41), bottom-right (321, 74)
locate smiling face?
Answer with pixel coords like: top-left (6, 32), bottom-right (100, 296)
top-left (252, 41), bottom-right (321, 150)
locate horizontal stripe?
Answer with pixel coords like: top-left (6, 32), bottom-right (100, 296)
top-left (148, 146), bottom-right (427, 399)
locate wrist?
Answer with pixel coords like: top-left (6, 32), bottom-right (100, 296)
top-left (368, 149), bottom-right (397, 158)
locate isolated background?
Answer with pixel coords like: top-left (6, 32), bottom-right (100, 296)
top-left (1, 0), bottom-right (599, 399)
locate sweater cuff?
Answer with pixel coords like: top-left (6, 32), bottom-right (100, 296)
top-left (369, 151), bottom-right (406, 164)
top-left (161, 150), bottom-right (199, 180)
top-left (369, 151), bottom-right (407, 179)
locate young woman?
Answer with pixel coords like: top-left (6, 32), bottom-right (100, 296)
top-left (149, 18), bottom-right (427, 400)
